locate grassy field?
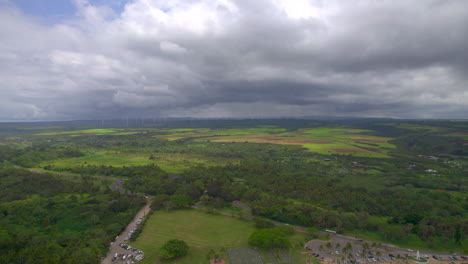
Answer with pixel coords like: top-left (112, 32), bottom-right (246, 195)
top-left (38, 151), bottom-right (238, 174)
top-left (130, 210), bottom-right (311, 264)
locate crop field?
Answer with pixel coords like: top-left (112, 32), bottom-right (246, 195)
top-left (30, 125), bottom-right (396, 157)
top-left (130, 210), bottom-right (311, 264)
top-left (152, 127), bottom-right (395, 157)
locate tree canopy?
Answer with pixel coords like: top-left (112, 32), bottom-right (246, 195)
top-left (248, 228), bottom-right (291, 250)
top-left (159, 239), bottom-right (189, 259)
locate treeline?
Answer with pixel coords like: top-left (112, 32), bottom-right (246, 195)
top-left (0, 168), bottom-right (145, 264)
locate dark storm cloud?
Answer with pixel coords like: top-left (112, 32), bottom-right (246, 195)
top-left (1, 0), bottom-right (468, 120)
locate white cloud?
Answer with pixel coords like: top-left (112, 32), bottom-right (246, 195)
top-left (1, 0), bottom-right (468, 120)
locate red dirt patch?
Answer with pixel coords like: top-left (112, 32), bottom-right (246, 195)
top-left (366, 147), bottom-right (381, 151)
top-left (455, 141), bottom-right (468, 144)
top-left (332, 148), bottom-right (368, 153)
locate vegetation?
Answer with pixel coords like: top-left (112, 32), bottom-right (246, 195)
top-left (159, 239), bottom-right (189, 259)
top-left (0, 168), bottom-right (144, 264)
top-left (0, 118), bottom-right (467, 259)
top-left (129, 210), bottom-right (257, 264)
top-left (248, 229), bottom-right (291, 249)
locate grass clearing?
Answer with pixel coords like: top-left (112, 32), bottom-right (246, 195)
top-left (131, 210), bottom-right (310, 264)
top-left (130, 210), bottom-right (256, 264)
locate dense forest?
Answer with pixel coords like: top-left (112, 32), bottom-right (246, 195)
top-left (0, 168), bottom-right (145, 264)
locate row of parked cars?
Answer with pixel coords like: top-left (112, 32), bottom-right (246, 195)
top-left (111, 216), bottom-right (146, 263)
top-left (325, 251), bottom-right (407, 264)
top-left (443, 255), bottom-right (467, 261)
top-left (111, 243), bottom-right (145, 263)
top-left (124, 217), bottom-right (144, 242)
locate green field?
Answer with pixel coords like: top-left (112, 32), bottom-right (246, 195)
top-left (30, 125), bottom-right (397, 157)
top-left (130, 210), bottom-right (311, 264)
top-left (151, 127), bottom-right (395, 157)
top-left (38, 151), bottom-right (239, 174)
top-left (34, 128), bottom-right (143, 136)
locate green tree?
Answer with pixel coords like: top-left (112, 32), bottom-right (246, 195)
top-left (248, 229), bottom-right (291, 250)
top-left (159, 239), bottom-right (189, 259)
top-left (151, 194), bottom-right (170, 210)
top-left (170, 194), bottom-right (194, 208)
top-left (254, 218), bottom-right (275, 229)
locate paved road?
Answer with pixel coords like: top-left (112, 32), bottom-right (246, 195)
top-left (101, 198), bottom-right (152, 264)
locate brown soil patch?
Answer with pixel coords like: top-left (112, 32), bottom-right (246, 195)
top-left (455, 141), bottom-right (468, 144)
top-left (366, 147), bottom-right (380, 151)
top-left (332, 148), bottom-right (368, 153)
top-left (455, 132), bottom-right (468, 135)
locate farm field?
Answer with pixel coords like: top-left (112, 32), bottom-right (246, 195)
top-left (151, 126), bottom-right (396, 157)
top-left (130, 209), bottom-right (311, 264)
top-left (30, 125), bottom-right (399, 175)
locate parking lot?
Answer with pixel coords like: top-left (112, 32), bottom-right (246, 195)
top-left (101, 199), bottom-right (151, 264)
top-left (306, 235), bottom-right (467, 264)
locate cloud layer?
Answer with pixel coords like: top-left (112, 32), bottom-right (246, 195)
top-left (1, 0), bottom-right (468, 120)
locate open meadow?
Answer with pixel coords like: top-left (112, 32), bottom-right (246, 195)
top-left (130, 209), bottom-right (312, 264)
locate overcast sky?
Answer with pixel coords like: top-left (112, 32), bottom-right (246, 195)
top-left (1, 0), bottom-right (468, 120)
